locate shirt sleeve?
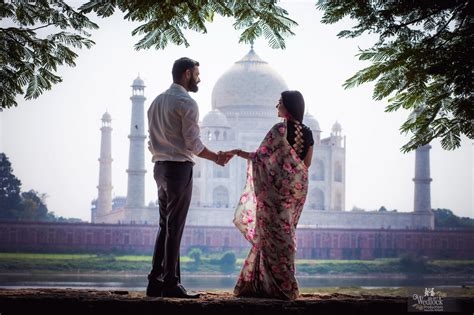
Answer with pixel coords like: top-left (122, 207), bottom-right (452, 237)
top-left (181, 99), bottom-right (205, 155)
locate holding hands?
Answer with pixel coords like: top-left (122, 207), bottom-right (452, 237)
top-left (214, 149), bottom-right (251, 166)
top-left (215, 151), bottom-right (234, 166)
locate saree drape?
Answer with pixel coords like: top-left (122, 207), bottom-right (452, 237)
top-left (233, 122), bottom-right (309, 300)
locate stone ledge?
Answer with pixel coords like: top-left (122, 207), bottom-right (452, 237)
top-left (0, 289), bottom-right (472, 315)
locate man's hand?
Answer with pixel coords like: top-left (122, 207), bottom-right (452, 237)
top-left (216, 151), bottom-right (234, 166)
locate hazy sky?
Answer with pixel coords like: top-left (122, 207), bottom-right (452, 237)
top-left (1, 1), bottom-right (472, 221)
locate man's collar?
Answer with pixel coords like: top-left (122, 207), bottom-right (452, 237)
top-left (171, 83), bottom-right (188, 94)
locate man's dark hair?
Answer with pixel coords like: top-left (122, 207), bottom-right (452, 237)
top-left (281, 90), bottom-right (305, 122)
top-left (172, 57), bottom-right (199, 83)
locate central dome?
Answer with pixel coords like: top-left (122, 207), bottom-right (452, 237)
top-left (211, 48), bottom-right (288, 111)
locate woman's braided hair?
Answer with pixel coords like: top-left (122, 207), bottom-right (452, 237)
top-left (281, 90), bottom-right (305, 156)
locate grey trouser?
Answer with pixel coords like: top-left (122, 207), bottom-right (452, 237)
top-left (149, 161), bottom-right (193, 287)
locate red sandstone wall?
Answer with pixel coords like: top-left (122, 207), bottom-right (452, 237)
top-left (0, 221), bottom-right (473, 260)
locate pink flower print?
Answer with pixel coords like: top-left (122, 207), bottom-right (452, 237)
top-left (247, 216), bottom-right (254, 224)
top-left (282, 179), bottom-right (289, 186)
top-left (281, 281), bottom-right (291, 291)
top-left (271, 265), bottom-right (280, 273)
top-left (246, 228), bottom-right (255, 240)
top-left (295, 182), bottom-right (303, 190)
top-left (290, 148), bottom-right (296, 155)
top-left (240, 193), bottom-right (248, 203)
top-left (270, 155), bottom-right (277, 164)
top-left (280, 187), bottom-right (290, 196)
top-left (284, 202), bottom-right (291, 209)
top-left (267, 137), bottom-right (273, 145)
top-left (260, 146), bottom-right (268, 154)
top-left (283, 162), bottom-right (292, 172)
top-left (278, 126), bottom-right (285, 135)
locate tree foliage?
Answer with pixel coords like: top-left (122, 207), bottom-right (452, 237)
top-left (433, 208), bottom-right (474, 229)
top-left (0, 153), bottom-right (22, 216)
top-left (79, 0), bottom-right (296, 50)
top-left (0, 0), bottom-right (98, 110)
top-left (317, 0), bottom-right (473, 152)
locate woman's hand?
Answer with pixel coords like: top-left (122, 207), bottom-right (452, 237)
top-left (228, 149), bottom-right (250, 159)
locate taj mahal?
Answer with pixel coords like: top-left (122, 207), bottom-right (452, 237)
top-left (91, 48), bottom-right (434, 230)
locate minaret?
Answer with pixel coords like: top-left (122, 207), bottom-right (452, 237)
top-left (413, 144), bottom-right (432, 212)
top-left (95, 111), bottom-right (113, 222)
top-left (125, 76), bottom-right (147, 209)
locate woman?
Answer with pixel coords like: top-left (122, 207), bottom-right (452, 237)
top-left (230, 90), bottom-right (314, 300)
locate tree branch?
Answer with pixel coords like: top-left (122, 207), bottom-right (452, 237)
top-left (28, 23), bottom-right (54, 31)
top-left (427, 4), bottom-right (464, 44)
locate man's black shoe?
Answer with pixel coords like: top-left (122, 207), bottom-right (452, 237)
top-left (161, 284), bottom-right (200, 298)
top-left (146, 277), bottom-right (163, 297)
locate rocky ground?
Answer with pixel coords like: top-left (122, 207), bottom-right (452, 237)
top-left (0, 289), bottom-right (472, 315)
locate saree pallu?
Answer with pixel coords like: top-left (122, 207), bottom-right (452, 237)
top-left (233, 122), bottom-right (309, 300)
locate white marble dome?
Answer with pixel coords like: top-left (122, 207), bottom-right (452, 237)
top-left (332, 121), bottom-right (342, 132)
top-left (304, 112), bottom-right (321, 132)
top-left (211, 48), bottom-right (288, 111)
top-left (202, 109), bottom-right (230, 128)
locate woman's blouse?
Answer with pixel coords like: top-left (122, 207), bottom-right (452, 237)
top-left (286, 121), bottom-right (314, 160)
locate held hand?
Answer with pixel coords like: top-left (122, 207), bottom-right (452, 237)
top-left (216, 151), bottom-right (231, 166)
top-left (229, 149), bottom-right (241, 156)
top-left (215, 151), bottom-right (236, 166)
top-left (223, 151), bottom-right (235, 164)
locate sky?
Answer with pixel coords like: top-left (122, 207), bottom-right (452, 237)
top-left (0, 1), bottom-right (472, 221)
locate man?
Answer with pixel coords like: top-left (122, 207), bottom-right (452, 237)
top-left (146, 57), bottom-right (230, 298)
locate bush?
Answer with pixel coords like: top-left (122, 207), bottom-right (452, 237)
top-left (219, 251), bottom-right (236, 273)
top-left (399, 253), bottom-right (427, 273)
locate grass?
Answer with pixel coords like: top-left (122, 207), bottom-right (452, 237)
top-left (0, 253), bottom-right (97, 260)
top-left (0, 253), bottom-right (473, 275)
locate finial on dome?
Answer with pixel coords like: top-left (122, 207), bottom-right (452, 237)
top-left (250, 40), bottom-right (254, 51)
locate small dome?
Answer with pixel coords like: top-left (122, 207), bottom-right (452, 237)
top-left (304, 112), bottom-right (321, 132)
top-left (211, 48), bottom-right (288, 111)
top-left (132, 75), bottom-right (145, 87)
top-left (101, 111), bottom-right (112, 121)
top-left (332, 121), bottom-right (342, 132)
top-left (201, 109), bottom-right (230, 128)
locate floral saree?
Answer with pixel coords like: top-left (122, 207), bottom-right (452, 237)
top-left (233, 122), bottom-right (309, 300)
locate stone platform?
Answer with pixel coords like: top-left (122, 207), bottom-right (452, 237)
top-left (0, 289), bottom-right (473, 315)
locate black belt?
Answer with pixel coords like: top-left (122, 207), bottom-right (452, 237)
top-left (156, 161), bottom-right (192, 165)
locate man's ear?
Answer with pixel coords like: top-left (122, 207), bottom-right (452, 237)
top-left (184, 69), bottom-right (191, 80)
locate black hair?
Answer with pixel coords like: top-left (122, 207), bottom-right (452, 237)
top-left (281, 90), bottom-right (305, 123)
top-left (172, 57), bottom-right (200, 83)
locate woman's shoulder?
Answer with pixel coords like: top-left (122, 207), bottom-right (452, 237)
top-left (269, 122), bottom-right (287, 136)
top-left (271, 122), bottom-right (286, 130)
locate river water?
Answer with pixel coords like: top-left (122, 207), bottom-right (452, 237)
top-left (0, 273), bottom-right (471, 291)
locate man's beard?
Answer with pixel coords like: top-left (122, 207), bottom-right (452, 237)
top-left (188, 76), bottom-right (199, 92)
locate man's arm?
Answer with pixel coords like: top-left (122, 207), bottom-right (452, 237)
top-left (197, 147), bottom-right (228, 166)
